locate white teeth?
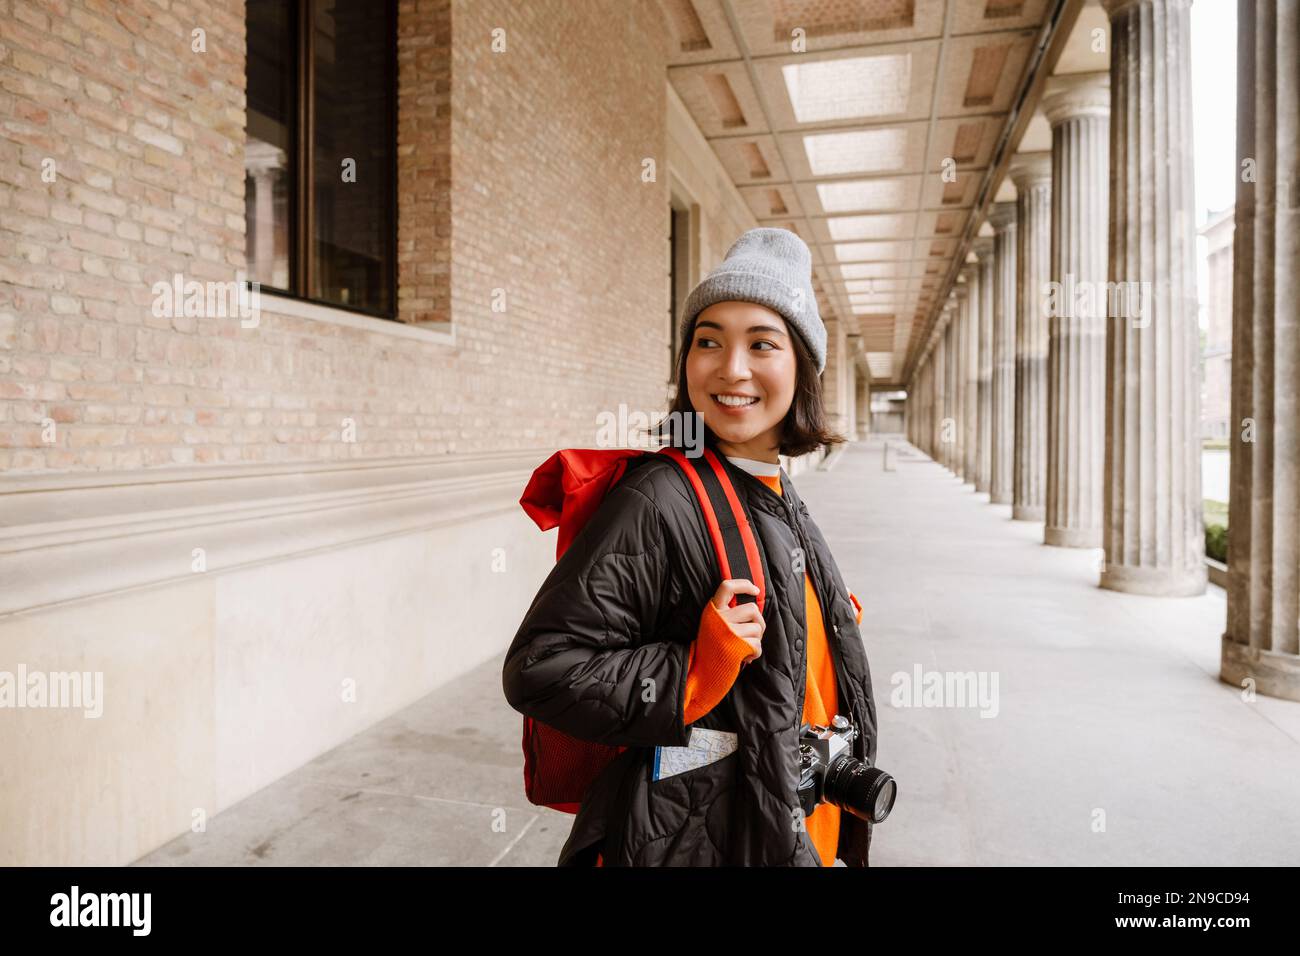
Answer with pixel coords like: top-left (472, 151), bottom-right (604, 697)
top-left (714, 394), bottom-right (759, 407)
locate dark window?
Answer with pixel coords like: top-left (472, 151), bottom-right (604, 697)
top-left (244, 2), bottom-right (295, 292)
top-left (669, 209), bottom-right (680, 373)
top-left (245, 0), bottom-right (396, 318)
top-left (669, 204), bottom-right (692, 379)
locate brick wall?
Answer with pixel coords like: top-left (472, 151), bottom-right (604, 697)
top-left (0, 0), bottom-right (674, 473)
top-left (0, 0), bottom-right (246, 471)
top-left (397, 0), bottom-right (451, 326)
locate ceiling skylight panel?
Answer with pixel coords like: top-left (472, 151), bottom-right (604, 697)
top-left (781, 54), bottom-right (911, 123)
top-left (803, 128), bottom-right (908, 176)
top-left (816, 178), bottom-right (907, 212)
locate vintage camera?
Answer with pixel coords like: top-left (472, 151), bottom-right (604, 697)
top-left (796, 715), bottom-right (897, 824)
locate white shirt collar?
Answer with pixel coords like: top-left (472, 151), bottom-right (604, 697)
top-left (723, 455), bottom-right (781, 478)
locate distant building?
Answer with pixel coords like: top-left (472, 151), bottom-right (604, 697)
top-left (1200, 206), bottom-right (1233, 442)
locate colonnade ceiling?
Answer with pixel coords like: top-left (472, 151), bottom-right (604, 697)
top-left (658, 0), bottom-right (1084, 387)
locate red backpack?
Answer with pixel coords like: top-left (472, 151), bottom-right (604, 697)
top-left (516, 444), bottom-right (767, 813)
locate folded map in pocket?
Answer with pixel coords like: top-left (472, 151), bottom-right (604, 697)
top-left (652, 727), bottom-right (739, 781)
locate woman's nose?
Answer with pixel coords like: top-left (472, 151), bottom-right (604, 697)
top-left (720, 346), bottom-right (752, 381)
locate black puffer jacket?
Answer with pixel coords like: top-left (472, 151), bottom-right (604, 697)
top-left (502, 448), bottom-right (879, 866)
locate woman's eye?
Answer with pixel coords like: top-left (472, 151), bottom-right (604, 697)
top-left (694, 337), bottom-right (777, 350)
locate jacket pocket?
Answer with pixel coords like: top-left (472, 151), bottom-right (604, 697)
top-left (561, 747), bottom-right (645, 866)
top-left (630, 750), bottom-right (739, 866)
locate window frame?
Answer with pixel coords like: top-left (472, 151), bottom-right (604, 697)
top-left (247, 0), bottom-right (399, 322)
top-left (667, 187), bottom-right (700, 382)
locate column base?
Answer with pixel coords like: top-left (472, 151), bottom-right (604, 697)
top-left (1099, 562), bottom-right (1207, 597)
top-left (1012, 504), bottom-right (1044, 521)
top-left (1044, 525), bottom-right (1102, 548)
top-left (1221, 637), bottom-right (1300, 703)
top-left (989, 491), bottom-right (1012, 505)
top-left (975, 480), bottom-right (989, 494)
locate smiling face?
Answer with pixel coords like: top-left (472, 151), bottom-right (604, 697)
top-left (684, 300), bottom-right (798, 463)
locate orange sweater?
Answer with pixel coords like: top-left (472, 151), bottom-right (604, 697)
top-left (596, 471), bottom-right (862, 867)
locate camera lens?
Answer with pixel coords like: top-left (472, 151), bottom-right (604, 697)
top-left (824, 755), bottom-right (897, 824)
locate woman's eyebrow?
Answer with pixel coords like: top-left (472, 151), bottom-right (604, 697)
top-left (695, 321), bottom-right (788, 337)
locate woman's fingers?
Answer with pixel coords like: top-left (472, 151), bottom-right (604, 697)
top-left (710, 578), bottom-right (759, 608)
top-left (727, 602), bottom-right (765, 629)
top-left (709, 579), bottom-right (764, 661)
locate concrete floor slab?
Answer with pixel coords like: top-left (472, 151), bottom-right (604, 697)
top-left (800, 436), bottom-right (1300, 866)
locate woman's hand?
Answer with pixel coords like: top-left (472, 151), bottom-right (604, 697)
top-left (710, 579), bottom-right (765, 663)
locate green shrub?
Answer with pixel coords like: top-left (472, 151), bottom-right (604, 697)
top-left (1205, 523), bottom-right (1228, 564)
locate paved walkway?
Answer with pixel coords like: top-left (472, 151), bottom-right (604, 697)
top-left (135, 435), bottom-right (1300, 866)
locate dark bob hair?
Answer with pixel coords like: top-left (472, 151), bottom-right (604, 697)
top-left (651, 310), bottom-right (846, 459)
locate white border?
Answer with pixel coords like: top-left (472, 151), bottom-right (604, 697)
top-left (248, 283), bottom-right (456, 346)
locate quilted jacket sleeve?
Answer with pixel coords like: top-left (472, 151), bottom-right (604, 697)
top-left (849, 590), bottom-right (863, 625)
top-left (502, 473), bottom-right (695, 749)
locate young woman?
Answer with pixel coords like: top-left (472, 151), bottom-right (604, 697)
top-left (502, 228), bottom-right (881, 866)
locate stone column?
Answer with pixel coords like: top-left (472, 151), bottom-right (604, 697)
top-left (940, 317), bottom-right (951, 465)
top-left (955, 294), bottom-right (966, 478)
top-left (928, 353), bottom-right (936, 457)
top-left (915, 356), bottom-right (925, 450)
top-left (823, 318), bottom-right (850, 439)
top-left (917, 356), bottom-right (926, 453)
top-left (921, 360), bottom-right (932, 454)
top-left (961, 265), bottom-right (980, 486)
top-left (952, 290), bottom-right (968, 479)
top-left (844, 350), bottom-right (857, 439)
top-left (933, 320), bottom-right (948, 465)
top-left (1222, 0), bottom-right (1300, 700)
top-left (949, 291), bottom-right (961, 471)
top-left (925, 358), bottom-right (935, 455)
top-left (906, 373), bottom-right (914, 445)
top-left (848, 356), bottom-right (861, 439)
top-left (1043, 73), bottom-right (1110, 548)
top-left (921, 359), bottom-right (932, 452)
top-left (1100, 0), bottom-right (1206, 595)
top-left (908, 365), bottom-right (917, 446)
top-left (973, 238), bottom-right (995, 494)
top-left (916, 363), bottom-right (923, 449)
top-left (1010, 151), bottom-right (1052, 522)
top-left (909, 362), bottom-right (918, 446)
top-left (952, 298), bottom-right (964, 477)
top-left (244, 141), bottom-right (284, 285)
top-left (988, 201), bottom-right (1018, 505)
top-left (944, 307), bottom-right (958, 472)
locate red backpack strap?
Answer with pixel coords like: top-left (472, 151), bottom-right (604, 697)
top-left (658, 446), bottom-right (766, 613)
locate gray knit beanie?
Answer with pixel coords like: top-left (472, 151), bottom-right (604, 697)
top-left (679, 227), bottom-right (826, 374)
